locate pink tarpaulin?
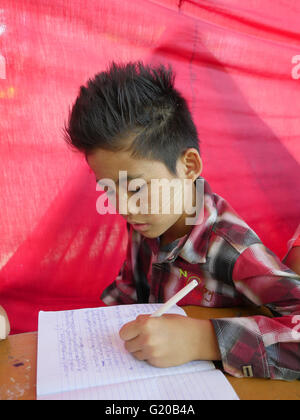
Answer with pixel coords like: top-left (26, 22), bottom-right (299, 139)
top-left (0, 0), bottom-right (299, 333)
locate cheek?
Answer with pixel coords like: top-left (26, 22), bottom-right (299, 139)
top-left (112, 184), bottom-right (184, 224)
top-left (147, 186), bottom-right (183, 214)
top-left (148, 213), bottom-right (181, 235)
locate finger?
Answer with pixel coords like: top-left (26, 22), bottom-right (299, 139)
top-left (132, 350), bottom-right (147, 361)
top-left (119, 314), bottom-right (150, 341)
top-left (119, 319), bottom-right (140, 341)
top-left (124, 335), bottom-right (144, 353)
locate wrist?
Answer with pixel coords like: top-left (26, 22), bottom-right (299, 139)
top-left (189, 318), bottom-right (221, 361)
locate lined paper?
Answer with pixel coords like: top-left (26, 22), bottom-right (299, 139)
top-left (37, 304), bottom-right (238, 400)
top-left (39, 369), bottom-right (238, 400)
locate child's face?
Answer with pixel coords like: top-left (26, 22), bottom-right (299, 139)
top-left (86, 147), bottom-right (202, 244)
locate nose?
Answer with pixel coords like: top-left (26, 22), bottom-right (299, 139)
top-left (128, 193), bottom-right (142, 216)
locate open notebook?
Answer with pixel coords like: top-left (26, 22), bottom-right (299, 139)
top-left (37, 304), bottom-right (239, 400)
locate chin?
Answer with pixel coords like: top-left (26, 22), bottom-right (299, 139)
top-left (139, 230), bottom-right (157, 238)
top-left (144, 225), bottom-right (170, 239)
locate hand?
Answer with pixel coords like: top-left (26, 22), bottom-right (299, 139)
top-left (119, 314), bottom-right (221, 368)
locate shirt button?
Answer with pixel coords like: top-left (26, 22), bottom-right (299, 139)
top-left (242, 365), bottom-right (254, 377)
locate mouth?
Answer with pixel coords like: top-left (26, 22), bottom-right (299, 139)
top-left (129, 222), bottom-right (151, 232)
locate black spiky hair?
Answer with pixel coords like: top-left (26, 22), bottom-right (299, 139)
top-left (63, 61), bottom-right (200, 175)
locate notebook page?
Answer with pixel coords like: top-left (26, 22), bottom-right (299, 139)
top-left (37, 304), bottom-right (215, 398)
top-left (39, 369), bottom-right (239, 400)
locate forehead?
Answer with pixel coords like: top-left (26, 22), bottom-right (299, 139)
top-left (86, 148), bottom-right (173, 181)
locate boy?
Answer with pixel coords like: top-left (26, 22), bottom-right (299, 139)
top-left (64, 62), bottom-right (300, 380)
top-left (284, 225), bottom-right (300, 275)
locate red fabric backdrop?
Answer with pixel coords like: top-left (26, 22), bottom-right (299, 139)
top-left (0, 0), bottom-right (299, 333)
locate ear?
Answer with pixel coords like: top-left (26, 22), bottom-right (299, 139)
top-left (180, 148), bottom-right (203, 181)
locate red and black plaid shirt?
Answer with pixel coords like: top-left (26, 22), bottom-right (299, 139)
top-left (101, 177), bottom-right (300, 380)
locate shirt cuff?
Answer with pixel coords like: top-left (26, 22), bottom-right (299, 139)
top-left (210, 317), bottom-right (270, 378)
top-left (101, 280), bottom-right (138, 306)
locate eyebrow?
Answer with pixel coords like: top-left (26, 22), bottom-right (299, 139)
top-left (96, 174), bottom-right (145, 184)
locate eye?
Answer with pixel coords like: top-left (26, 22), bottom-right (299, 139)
top-left (135, 182), bottom-right (148, 192)
top-left (127, 181), bottom-right (148, 194)
top-left (134, 184), bottom-right (147, 194)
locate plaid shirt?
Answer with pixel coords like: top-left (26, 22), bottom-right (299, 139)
top-left (287, 224), bottom-right (300, 251)
top-left (101, 177), bottom-right (300, 380)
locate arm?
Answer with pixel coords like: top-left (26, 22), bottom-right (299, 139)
top-left (101, 258), bottom-right (137, 305)
top-left (211, 243), bottom-right (300, 380)
top-left (283, 246), bottom-right (300, 276)
top-left (119, 243), bottom-right (300, 377)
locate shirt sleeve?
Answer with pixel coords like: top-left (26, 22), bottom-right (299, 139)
top-left (211, 243), bottom-right (300, 380)
top-left (100, 224), bottom-right (138, 305)
top-left (293, 235), bottom-right (300, 248)
top-left (286, 224), bottom-right (300, 253)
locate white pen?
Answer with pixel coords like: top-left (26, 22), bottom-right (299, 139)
top-left (150, 279), bottom-right (199, 317)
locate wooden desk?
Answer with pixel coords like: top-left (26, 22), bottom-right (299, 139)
top-left (0, 306), bottom-right (299, 400)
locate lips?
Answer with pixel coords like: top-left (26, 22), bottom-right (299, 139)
top-left (130, 223), bottom-right (150, 232)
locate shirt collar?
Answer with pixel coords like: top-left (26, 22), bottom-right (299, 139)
top-left (143, 177), bottom-right (217, 264)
